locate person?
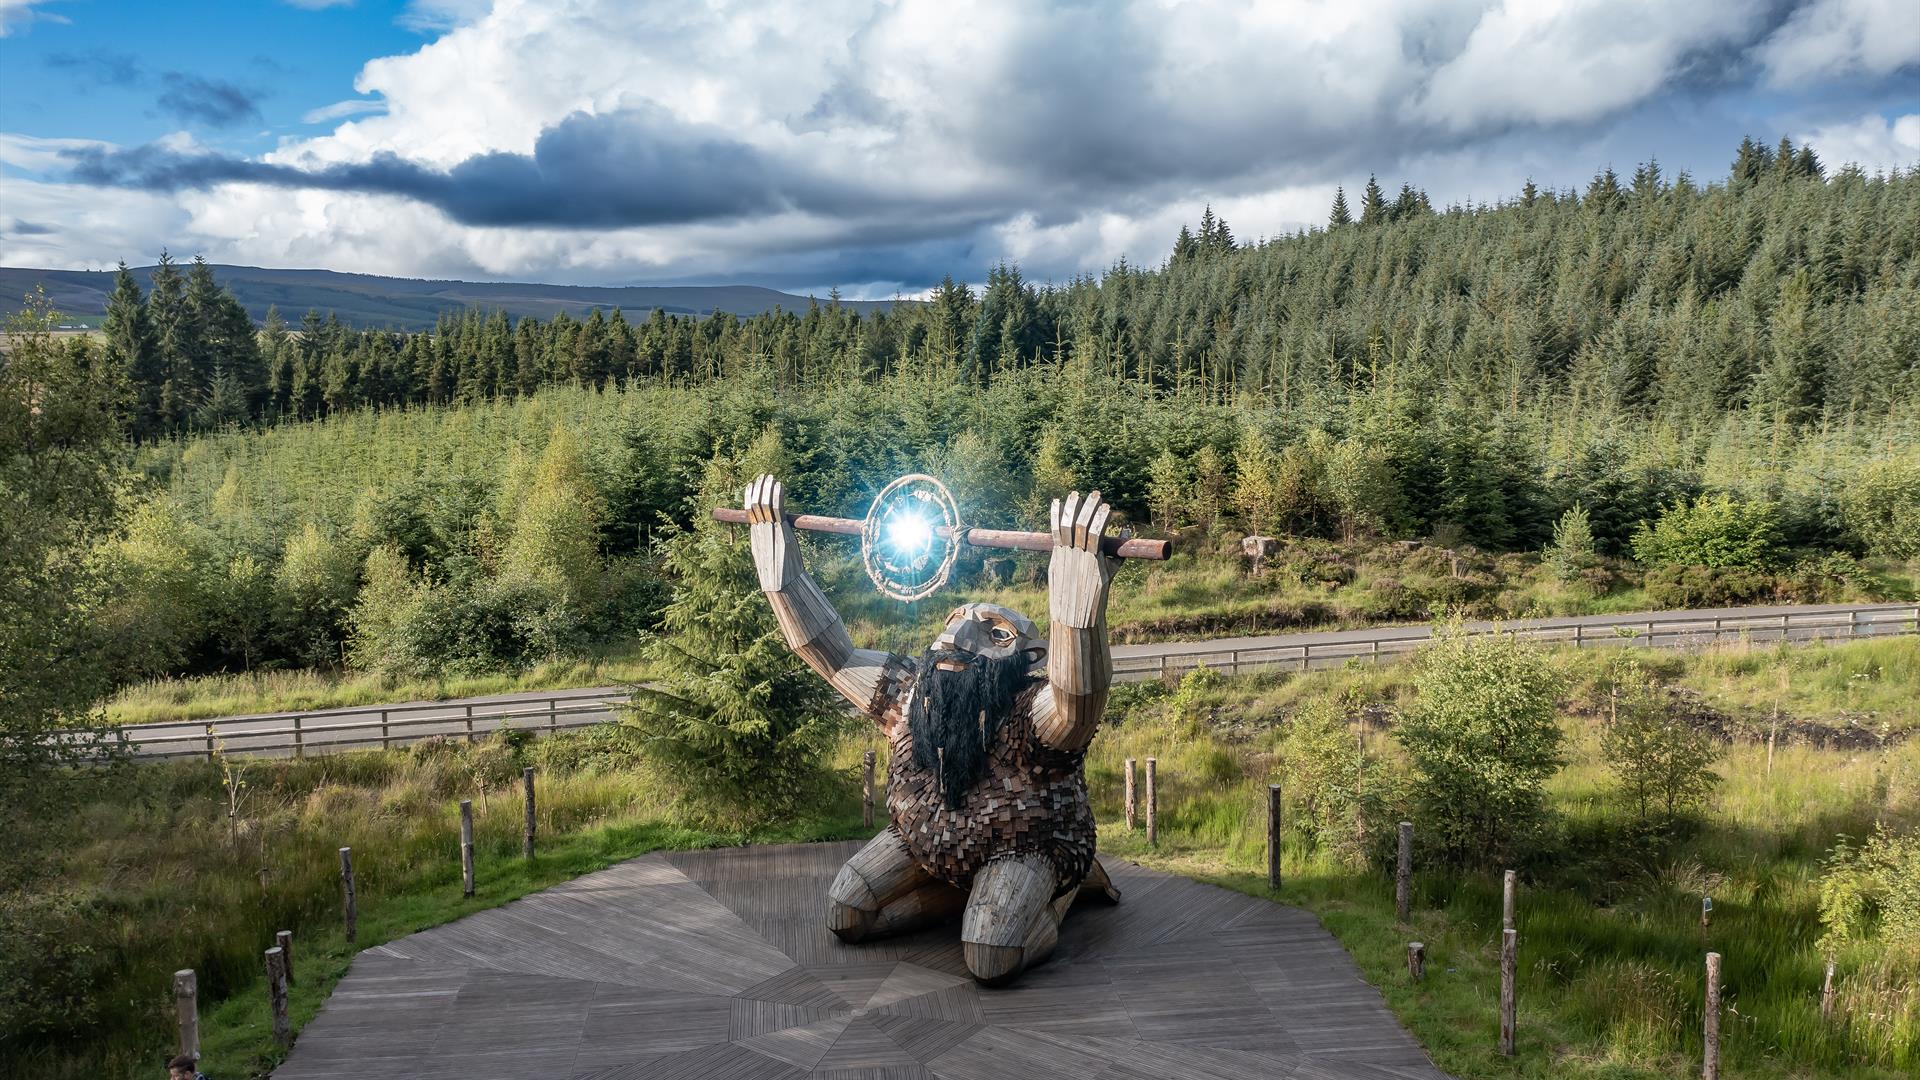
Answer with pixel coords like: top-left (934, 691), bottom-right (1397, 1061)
top-left (167, 1053), bottom-right (208, 1080)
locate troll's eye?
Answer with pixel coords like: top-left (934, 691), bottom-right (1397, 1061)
top-left (990, 624), bottom-right (1015, 644)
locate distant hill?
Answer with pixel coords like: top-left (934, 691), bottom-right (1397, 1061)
top-left (0, 264), bottom-right (900, 330)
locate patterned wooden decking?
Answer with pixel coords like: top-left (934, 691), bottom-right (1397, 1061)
top-left (272, 841), bottom-right (1449, 1080)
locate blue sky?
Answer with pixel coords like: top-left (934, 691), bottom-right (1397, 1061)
top-left (2, 1), bottom-right (1916, 295)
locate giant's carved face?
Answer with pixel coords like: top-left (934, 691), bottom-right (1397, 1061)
top-left (929, 603), bottom-right (1042, 672)
top-left (909, 603), bottom-right (1043, 807)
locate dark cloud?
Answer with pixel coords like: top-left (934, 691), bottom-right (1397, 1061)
top-left (156, 74), bottom-right (265, 127)
top-left (66, 107), bottom-right (814, 227)
top-left (45, 49), bottom-right (145, 87)
top-left (4, 219), bottom-right (58, 237)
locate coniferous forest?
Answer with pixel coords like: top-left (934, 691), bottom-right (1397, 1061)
top-left (46, 140), bottom-right (1909, 688)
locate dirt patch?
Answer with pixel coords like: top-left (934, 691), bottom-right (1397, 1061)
top-left (1574, 687), bottom-right (1908, 750)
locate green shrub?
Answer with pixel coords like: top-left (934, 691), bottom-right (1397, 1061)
top-left (1841, 455), bottom-right (1920, 560)
top-left (0, 888), bottom-right (111, 1038)
top-left (1641, 564), bottom-right (1776, 607)
top-left (1630, 494), bottom-right (1783, 570)
top-left (1819, 824), bottom-right (1920, 972)
top-left (1597, 658), bottom-right (1720, 824)
top-left (1394, 628), bottom-right (1567, 866)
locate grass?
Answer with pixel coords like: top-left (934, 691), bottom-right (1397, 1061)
top-left (17, 638), bottom-right (1916, 1079)
top-left (1082, 645), bottom-right (1920, 1078)
top-left (2, 728), bottom-right (878, 1080)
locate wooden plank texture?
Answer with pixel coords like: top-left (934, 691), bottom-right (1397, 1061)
top-left (270, 841), bottom-right (1451, 1080)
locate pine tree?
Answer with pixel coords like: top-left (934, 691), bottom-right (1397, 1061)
top-left (622, 433), bottom-right (842, 815)
top-left (1329, 187), bottom-right (1352, 227)
top-left (1147, 447), bottom-right (1186, 530)
top-left (1359, 175), bottom-right (1387, 225)
top-left (101, 262), bottom-right (160, 435)
top-left (1232, 426), bottom-right (1278, 537)
top-left (146, 252), bottom-right (189, 431)
top-left (1171, 223), bottom-right (1199, 263)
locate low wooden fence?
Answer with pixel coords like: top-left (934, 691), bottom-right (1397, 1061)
top-left (1111, 603), bottom-right (1920, 682)
top-left (93, 603), bottom-right (1920, 760)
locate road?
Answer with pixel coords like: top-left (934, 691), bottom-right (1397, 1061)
top-left (100, 600), bottom-right (1918, 760)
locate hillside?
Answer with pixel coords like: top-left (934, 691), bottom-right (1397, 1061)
top-left (0, 263), bottom-right (899, 329)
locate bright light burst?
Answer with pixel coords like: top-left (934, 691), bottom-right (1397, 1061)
top-left (885, 511), bottom-right (934, 558)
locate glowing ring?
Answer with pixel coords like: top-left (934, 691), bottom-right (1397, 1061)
top-left (860, 474), bottom-right (962, 602)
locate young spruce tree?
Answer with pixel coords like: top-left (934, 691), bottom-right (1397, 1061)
top-left (623, 429), bottom-right (844, 817)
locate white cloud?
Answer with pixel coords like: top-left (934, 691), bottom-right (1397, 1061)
top-left (10, 0), bottom-right (1912, 288)
top-left (0, 0), bottom-right (67, 37)
top-left (300, 98), bottom-right (388, 124)
top-left (1757, 0), bottom-right (1920, 86)
top-left (1797, 111), bottom-right (1920, 172)
top-left (1415, 1), bottom-right (1771, 130)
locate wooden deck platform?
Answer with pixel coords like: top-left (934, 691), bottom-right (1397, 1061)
top-left (272, 841), bottom-right (1449, 1079)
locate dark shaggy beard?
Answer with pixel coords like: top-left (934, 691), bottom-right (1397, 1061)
top-left (907, 647), bottom-right (1030, 808)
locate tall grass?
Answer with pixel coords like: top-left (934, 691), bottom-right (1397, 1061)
top-left (4, 730), bottom-right (873, 1080)
top-left (1084, 658), bottom-right (1919, 1078)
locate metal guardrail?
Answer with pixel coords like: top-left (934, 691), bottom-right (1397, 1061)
top-left (90, 688), bottom-right (634, 762)
top-left (91, 604), bottom-right (1920, 760)
top-left (1111, 604), bottom-right (1920, 682)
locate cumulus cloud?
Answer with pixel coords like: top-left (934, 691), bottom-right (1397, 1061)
top-left (10, 0), bottom-right (1919, 288)
top-left (1757, 0), bottom-right (1920, 85)
top-left (1797, 111), bottom-right (1920, 172)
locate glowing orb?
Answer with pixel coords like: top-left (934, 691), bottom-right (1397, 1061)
top-left (861, 474), bottom-right (961, 602)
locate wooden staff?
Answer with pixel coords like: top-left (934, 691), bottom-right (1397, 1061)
top-left (711, 507), bottom-right (1172, 560)
top-left (459, 800), bottom-right (475, 898)
top-left (522, 768), bottom-right (537, 859)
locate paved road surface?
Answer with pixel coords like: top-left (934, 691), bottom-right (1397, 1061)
top-left (105, 601), bottom-right (1917, 760)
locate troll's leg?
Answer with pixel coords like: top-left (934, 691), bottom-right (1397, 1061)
top-left (827, 830), bottom-right (965, 942)
top-left (961, 854), bottom-right (1068, 985)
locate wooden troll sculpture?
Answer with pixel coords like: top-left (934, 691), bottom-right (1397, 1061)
top-left (742, 474), bottom-right (1122, 985)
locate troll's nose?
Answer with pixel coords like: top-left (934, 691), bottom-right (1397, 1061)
top-left (935, 618), bottom-right (990, 654)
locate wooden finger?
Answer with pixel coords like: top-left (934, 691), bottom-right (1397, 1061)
top-left (1050, 497), bottom-right (1064, 544)
top-left (771, 478), bottom-right (784, 515)
top-left (1074, 491), bottom-right (1100, 548)
top-left (1088, 503), bottom-right (1112, 550)
top-left (1060, 492), bottom-right (1082, 544)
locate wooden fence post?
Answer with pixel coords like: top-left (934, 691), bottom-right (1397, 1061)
top-left (204, 722), bottom-right (216, 762)
top-left (173, 969), bottom-right (199, 1060)
top-left (522, 768), bottom-right (536, 859)
top-left (1124, 759), bottom-right (1137, 830)
top-left (464, 703), bottom-right (475, 744)
top-left (380, 709), bottom-right (391, 750)
top-left (1395, 821), bottom-right (1413, 923)
top-left (1704, 952), bottom-right (1722, 1080)
top-left (862, 750), bottom-right (876, 828)
top-left (459, 799), bottom-right (475, 898)
top-left (265, 946), bottom-right (291, 1048)
top-left (339, 846), bottom-right (357, 945)
top-left (293, 715), bottom-right (305, 760)
top-left (1820, 959), bottom-right (1836, 1020)
top-left (548, 697), bottom-right (559, 736)
top-left (1266, 783), bottom-right (1282, 890)
top-left (1499, 928), bottom-right (1517, 1056)
top-left (1407, 942), bottom-right (1425, 982)
top-left (1145, 758), bottom-right (1158, 847)
top-left (275, 930), bottom-right (294, 985)
top-left (1701, 896), bottom-right (1712, 936)
top-left (1503, 870), bottom-right (1516, 931)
